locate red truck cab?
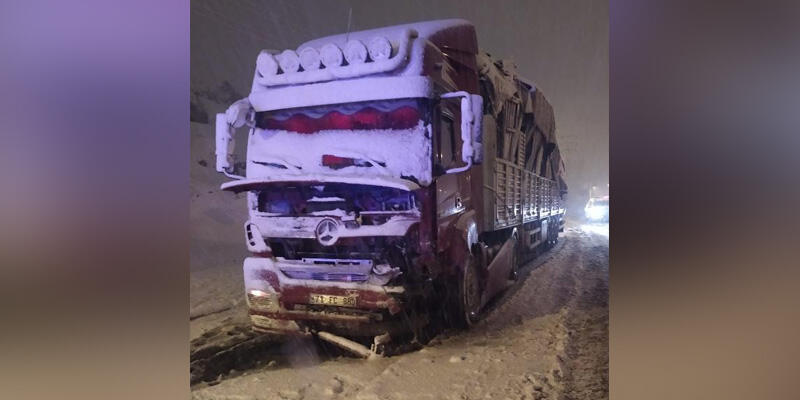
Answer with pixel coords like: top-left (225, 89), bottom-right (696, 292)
top-left (214, 19), bottom-right (566, 343)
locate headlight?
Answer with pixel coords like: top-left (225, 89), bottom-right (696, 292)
top-left (298, 47), bottom-right (321, 70)
top-left (247, 289), bottom-right (278, 311)
top-left (256, 51), bottom-right (278, 76)
top-left (368, 36), bottom-right (393, 61)
top-left (344, 39), bottom-right (368, 64)
top-left (320, 43), bottom-right (344, 68)
top-left (278, 49), bottom-right (300, 73)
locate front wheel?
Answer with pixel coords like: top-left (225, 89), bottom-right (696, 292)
top-left (452, 253), bottom-right (482, 328)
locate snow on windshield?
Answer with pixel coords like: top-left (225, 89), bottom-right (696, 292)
top-left (247, 98), bottom-right (432, 186)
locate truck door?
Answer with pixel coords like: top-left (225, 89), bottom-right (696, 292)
top-left (435, 100), bottom-right (472, 250)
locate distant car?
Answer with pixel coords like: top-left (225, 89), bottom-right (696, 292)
top-left (584, 196), bottom-right (609, 222)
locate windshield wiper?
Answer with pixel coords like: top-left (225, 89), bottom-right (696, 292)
top-left (251, 156), bottom-right (302, 171)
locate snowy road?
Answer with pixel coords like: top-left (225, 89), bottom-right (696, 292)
top-left (190, 224), bottom-right (608, 400)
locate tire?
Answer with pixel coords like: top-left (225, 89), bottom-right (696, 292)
top-left (452, 253), bottom-right (482, 328)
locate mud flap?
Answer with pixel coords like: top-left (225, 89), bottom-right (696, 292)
top-left (541, 219), bottom-right (549, 243)
top-left (482, 234), bottom-right (517, 304)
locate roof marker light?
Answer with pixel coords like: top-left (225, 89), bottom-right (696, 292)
top-left (256, 51), bottom-right (278, 76)
top-left (368, 36), bottom-right (393, 61)
top-left (278, 49), bottom-right (300, 73)
top-left (320, 43), bottom-right (344, 68)
top-left (344, 40), bottom-right (368, 64)
top-left (298, 47), bottom-right (321, 70)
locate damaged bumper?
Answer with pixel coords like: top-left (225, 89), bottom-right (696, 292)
top-left (243, 257), bottom-right (405, 336)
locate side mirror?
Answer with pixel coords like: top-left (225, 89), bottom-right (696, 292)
top-left (215, 98), bottom-right (252, 179)
top-left (215, 113), bottom-right (234, 173)
top-left (440, 91), bottom-right (483, 173)
top-left (469, 94), bottom-right (483, 164)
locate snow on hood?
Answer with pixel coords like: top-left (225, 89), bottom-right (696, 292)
top-left (242, 121), bottom-right (432, 189)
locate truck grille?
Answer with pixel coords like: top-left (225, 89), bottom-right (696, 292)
top-left (268, 237), bottom-right (388, 260)
top-left (280, 258), bottom-right (372, 283)
top-left (281, 270), bottom-right (369, 282)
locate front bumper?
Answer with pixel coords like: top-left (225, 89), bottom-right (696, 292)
top-left (243, 257), bottom-right (405, 335)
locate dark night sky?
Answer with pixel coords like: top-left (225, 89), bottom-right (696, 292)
top-left (191, 0), bottom-right (608, 211)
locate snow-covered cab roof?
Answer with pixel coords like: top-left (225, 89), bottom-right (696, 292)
top-left (248, 19), bottom-right (476, 112)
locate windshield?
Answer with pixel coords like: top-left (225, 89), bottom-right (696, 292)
top-left (247, 98), bottom-right (434, 187)
top-left (255, 98), bottom-right (430, 134)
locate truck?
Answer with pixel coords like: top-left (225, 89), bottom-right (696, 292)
top-left (214, 19), bottom-right (567, 351)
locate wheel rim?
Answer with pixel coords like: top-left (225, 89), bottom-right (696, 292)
top-left (464, 260), bottom-right (481, 320)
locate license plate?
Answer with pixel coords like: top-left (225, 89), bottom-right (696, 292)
top-left (309, 293), bottom-right (357, 307)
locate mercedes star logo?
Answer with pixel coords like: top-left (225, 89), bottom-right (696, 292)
top-left (315, 218), bottom-right (340, 246)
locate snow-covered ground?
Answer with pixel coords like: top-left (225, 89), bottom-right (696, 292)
top-left (190, 121), bottom-right (250, 338)
top-left (189, 224), bottom-right (608, 400)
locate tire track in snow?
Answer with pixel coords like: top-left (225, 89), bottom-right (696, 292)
top-left (191, 228), bottom-right (608, 400)
top-left (559, 228), bottom-right (609, 400)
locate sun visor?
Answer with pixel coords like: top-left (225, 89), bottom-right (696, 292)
top-left (221, 175), bottom-right (420, 193)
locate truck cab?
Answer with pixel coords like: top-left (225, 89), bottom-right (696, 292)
top-left (214, 19), bottom-right (565, 342)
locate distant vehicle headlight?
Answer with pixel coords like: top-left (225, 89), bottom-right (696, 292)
top-left (585, 206), bottom-right (606, 221)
